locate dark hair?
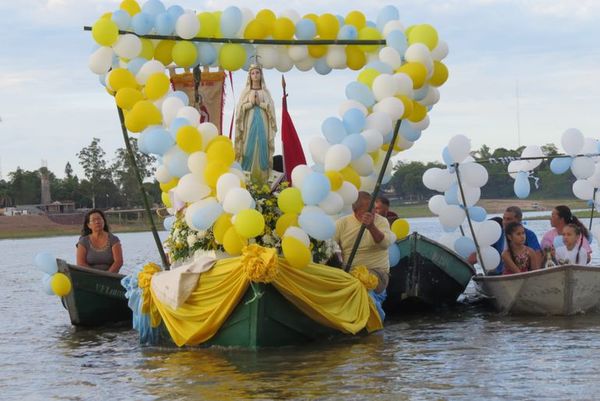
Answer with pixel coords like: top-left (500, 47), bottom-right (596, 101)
top-left (352, 191), bottom-right (372, 212)
top-left (375, 196), bottom-right (390, 207)
top-left (555, 205), bottom-right (589, 239)
top-left (564, 223), bottom-right (584, 264)
top-left (505, 206), bottom-right (523, 221)
top-left (504, 221), bottom-right (524, 267)
top-left (81, 209), bottom-right (110, 236)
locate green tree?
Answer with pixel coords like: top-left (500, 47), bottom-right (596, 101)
top-left (111, 138), bottom-right (158, 208)
top-left (77, 138), bottom-right (110, 208)
top-left (8, 168), bottom-right (41, 205)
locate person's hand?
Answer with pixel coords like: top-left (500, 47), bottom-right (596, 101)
top-left (360, 212), bottom-right (375, 228)
top-left (253, 90), bottom-right (259, 105)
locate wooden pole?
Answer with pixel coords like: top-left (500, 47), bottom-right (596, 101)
top-left (116, 107), bottom-right (170, 270)
top-left (344, 119), bottom-right (401, 272)
top-left (589, 188), bottom-right (597, 231)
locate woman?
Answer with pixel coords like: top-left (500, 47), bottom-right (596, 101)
top-left (541, 205), bottom-right (591, 263)
top-left (234, 63), bottom-right (277, 183)
top-left (76, 209), bottom-right (123, 273)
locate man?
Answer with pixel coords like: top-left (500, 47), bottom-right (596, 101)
top-left (374, 195), bottom-right (399, 226)
top-left (333, 192), bottom-right (393, 293)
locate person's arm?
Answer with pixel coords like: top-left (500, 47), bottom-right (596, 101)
top-left (529, 247), bottom-right (541, 270)
top-left (360, 212), bottom-right (388, 246)
top-left (76, 243), bottom-right (90, 267)
top-left (108, 242), bottom-right (123, 273)
top-left (501, 250), bottom-right (521, 274)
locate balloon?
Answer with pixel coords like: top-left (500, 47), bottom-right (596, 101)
top-left (223, 187), bottom-right (254, 214)
top-left (377, 5), bottom-right (399, 31)
top-left (88, 46), bottom-right (114, 75)
top-left (213, 213), bottom-right (233, 244)
top-left (291, 164), bottom-right (312, 188)
top-left (219, 44), bottom-right (246, 71)
top-left (155, 12), bottom-right (175, 35)
top-left (131, 12), bottom-right (153, 35)
top-left (562, 128), bottom-right (584, 156)
top-left (283, 226), bottom-right (310, 247)
top-left (428, 194), bottom-right (447, 215)
top-left (391, 219), bottom-right (410, 239)
top-left (172, 41), bottom-right (197, 68)
top-left (216, 173), bottom-right (241, 203)
top-left (337, 181), bottom-right (359, 204)
top-left (388, 243), bottom-right (401, 266)
top-left (342, 108), bottom-right (366, 134)
top-left (295, 18), bottom-right (316, 40)
top-left (321, 117), bottom-right (348, 144)
top-left (278, 187), bottom-right (304, 214)
top-left (145, 72), bottom-right (170, 100)
top-left (163, 215), bottom-right (176, 231)
top-left (203, 161), bottom-right (229, 187)
top-left (298, 210), bottom-right (335, 240)
top-left (176, 126), bottom-right (202, 153)
top-left (234, 209), bottom-right (265, 238)
top-left (468, 206), bottom-right (487, 222)
top-left (318, 191), bottom-right (344, 215)
top-left (550, 157), bottom-right (572, 175)
top-left (113, 34), bottom-right (141, 59)
top-left (459, 162), bottom-right (488, 188)
top-left (34, 252), bottom-right (58, 275)
top-left (197, 11), bottom-right (218, 37)
top-left (514, 171), bottom-right (530, 199)
top-left (301, 173), bottom-right (331, 205)
top-left (175, 173), bottom-right (210, 203)
top-left (454, 236), bottom-right (476, 258)
top-left (175, 12), bottom-right (200, 39)
top-left (408, 24), bottom-right (438, 50)
top-left (438, 205), bottom-right (466, 229)
top-left (476, 220), bottom-right (502, 246)
top-left (386, 30), bottom-right (408, 55)
top-left (571, 157), bottom-right (595, 179)
top-left (223, 226), bottom-right (247, 255)
top-left (273, 17), bottom-right (295, 40)
top-left (191, 198), bottom-right (224, 231)
top-left (345, 81), bottom-right (376, 108)
top-left (324, 144), bottom-right (352, 171)
top-left (275, 213), bottom-right (299, 238)
top-left (341, 134), bottom-right (367, 161)
top-left (478, 246), bottom-right (501, 273)
top-left (447, 135), bottom-right (471, 164)
top-left (92, 18), bottom-right (119, 46)
top-left (573, 179), bottom-right (594, 200)
top-left (50, 273), bottom-right (72, 297)
top-left (221, 6), bottom-right (243, 37)
top-left (282, 236), bottom-right (312, 268)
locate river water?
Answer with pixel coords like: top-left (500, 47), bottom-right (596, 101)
top-left (2, 217), bottom-right (600, 400)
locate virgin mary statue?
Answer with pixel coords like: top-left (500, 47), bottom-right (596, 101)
top-left (234, 63), bottom-right (277, 183)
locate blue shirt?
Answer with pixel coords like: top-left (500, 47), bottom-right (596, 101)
top-left (492, 227), bottom-right (541, 274)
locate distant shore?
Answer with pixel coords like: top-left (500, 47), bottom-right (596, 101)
top-left (0, 198), bottom-right (592, 240)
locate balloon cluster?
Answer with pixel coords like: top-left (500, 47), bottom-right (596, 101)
top-left (88, 2), bottom-right (449, 267)
top-left (549, 128), bottom-right (600, 203)
top-left (507, 145), bottom-right (544, 199)
top-left (34, 252), bottom-right (72, 297)
top-left (422, 135), bottom-right (501, 270)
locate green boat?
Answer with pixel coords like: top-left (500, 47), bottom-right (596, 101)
top-left (383, 232), bottom-right (475, 314)
top-left (57, 259), bottom-right (132, 326)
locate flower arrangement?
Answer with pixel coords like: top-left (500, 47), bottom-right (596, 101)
top-left (164, 181), bottom-right (336, 265)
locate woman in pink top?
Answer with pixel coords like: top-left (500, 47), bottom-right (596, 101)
top-left (541, 205), bottom-right (591, 263)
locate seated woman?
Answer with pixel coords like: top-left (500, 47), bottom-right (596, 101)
top-left (502, 222), bottom-right (541, 275)
top-left (541, 205), bottom-right (591, 263)
top-left (554, 223), bottom-right (589, 265)
top-left (76, 209), bottom-right (123, 273)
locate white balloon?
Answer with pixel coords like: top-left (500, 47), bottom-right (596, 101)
top-left (392, 73), bottom-right (414, 97)
top-left (136, 60), bottom-right (165, 85)
top-left (587, 163), bottom-right (600, 188)
top-left (309, 136), bottom-right (330, 165)
top-left (457, 185), bottom-right (481, 207)
top-left (365, 112), bottom-right (393, 137)
top-left (431, 40), bottom-right (449, 61)
top-left (326, 46), bottom-right (346, 69)
top-left (371, 74), bottom-right (397, 101)
top-left (410, 115), bottom-right (430, 131)
top-left (88, 46), bottom-right (114, 75)
top-left (184, 200), bottom-right (205, 228)
top-left (113, 34), bottom-right (142, 59)
top-left (162, 96), bottom-right (185, 126)
top-left (324, 144), bottom-right (352, 171)
top-left (447, 135), bottom-right (471, 164)
top-left (175, 173), bottom-right (210, 203)
top-left (459, 162), bottom-right (488, 188)
top-left (419, 87), bottom-right (440, 107)
top-left (404, 43), bottom-right (433, 73)
top-left (223, 187), bottom-right (254, 214)
top-left (438, 231), bottom-right (461, 249)
top-left (295, 56), bottom-right (316, 71)
top-left (288, 45), bottom-right (309, 62)
top-left (337, 181), bottom-right (359, 205)
top-left (291, 164), bottom-right (312, 188)
top-left (562, 128), bottom-right (584, 156)
top-left (582, 137), bottom-right (599, 156)
top-left (216, 173), bottom-right (242, 203)
top-left (155, 164), bottom-right (172, 183)
top-left (438, 205), bottom-right (466, 229)
top-left (187, 151), bottom-right (207, 175)
top-left (360, 174), bottom-right (377, 192)
top-left (339, 100), bottom-right (368, 117)
top-left (198, 122), bottom-right (218, 145)
top-left (428, 194), bottom-right (447, 215)
top-left (177, 107), bottom-right (201, 127)
top-left (521, 145), bottom-right (544, 170)
top-left (423, 167), bottom-right (454, 192)
top-left (478, 246), bottom-right (500, 273)
top-left (280, 9), bottom-right (300, 23)
top-left (475, 220), bottom-right (502, 246)
top-left (318, 191), bottom-right (344, 215)
top-left (378, 47), bottom-right (402, 69)
top-left (361, 129), bottom-right (384, 153)
top-left (284, 226), bottom-right (310, 247)
top-left (573, 179), bottom-right (594, 200)
top-left (351, 153), bottom-right (375, 176)
top-left (256, 45), bottom-right (278, 69)
top-left (383, 20), bottom-right (405, 37)
top-left (373, 97), bottom-right (405, 120)
top-left (175, 12), bottom-right (200, 39)
top-left (571, 157), bottom-right (595, 179)
top-left (508, 160), bottom-right (529, 179)
top-left (276, 47), bottom-right (294, 72)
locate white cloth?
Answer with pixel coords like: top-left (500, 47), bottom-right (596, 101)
top-left (554, 245), bottom-right (588, 265)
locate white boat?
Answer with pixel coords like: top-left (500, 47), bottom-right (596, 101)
top-left (473, 265), bottom-right (600, 315)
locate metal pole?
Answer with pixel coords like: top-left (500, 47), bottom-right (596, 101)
top-left (116, 107), bottom-right (170, 270)
top-left (344, 119), bottom-right (402, 272)
top-left (590, 188), bottom-right (597, 231)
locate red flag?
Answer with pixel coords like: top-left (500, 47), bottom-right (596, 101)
top-left (281, 75), bottom-right (307, 183)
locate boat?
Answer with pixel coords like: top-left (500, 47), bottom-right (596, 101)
top-left (383, 232), bottom-right (476, 313)
top-left (473, 264), bottom-right (600, 315)
top-left (57, 259), bottom-right (132, 326)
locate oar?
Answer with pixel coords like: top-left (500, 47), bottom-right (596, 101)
top-left (344, 119), bottom-right (401, 272)
top-left (116, 106), bottom-right (170, 270)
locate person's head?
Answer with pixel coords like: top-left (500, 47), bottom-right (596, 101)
top-left (503, 206), bottom-right (523, 228)
top-left (352, 191), bottom-right (372, 220)
top-left (374, 196), bottom-right (390, 217)
top-left (505, 221), bottom-right (525, 247)
top-left (551, 205), bottom-right (572, 228)
top-left (82, 209), bottom-right (110, 236)
top-left (249, 66), bottom-right (262, 88)
top-left (562, 223), bottom-right (581, 248)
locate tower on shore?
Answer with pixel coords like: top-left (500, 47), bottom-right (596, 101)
top-left (40, 160), bottom-right (51, 205)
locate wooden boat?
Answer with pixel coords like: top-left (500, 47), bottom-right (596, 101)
top-left (383, 232), bottom-right (476, 313)
top-left (57, 259), bottom-right (132, 326)
top-left (473, 264), bottom-right (600, 315)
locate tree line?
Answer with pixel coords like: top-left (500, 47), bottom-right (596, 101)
top-left (0, 138), bottom-right (160, 209)
top-left (388, 143), bottom-right (576, 201)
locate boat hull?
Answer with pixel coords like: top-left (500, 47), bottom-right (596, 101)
top-left (383, 233), bottom-right (475, 313)
top-left (57, 259), bottom-right (132, 326)
top-left (473, 265), bottom-right (600, 315)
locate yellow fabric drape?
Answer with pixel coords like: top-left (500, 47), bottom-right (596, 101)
top-left (143, 246), bottom-right (383, 347)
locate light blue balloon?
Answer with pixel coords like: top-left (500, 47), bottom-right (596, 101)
top-left (468, 206), bottom-right (487, 222)
top-left (314, 58), bottom-right (332, 75)
top-left (343, 108), bottom-right (366, 134)
top-left (382, 131), bottom-right (393, 144)
top-left (169, 118), bottom-right (192, 139)
top-left (414, 86), bottom-right (429, 101)
top-left (171, 91), bottom-right (190, 106)
top-left (365, 61), bottom-right (394, 74)
top-left (444, 183), bottom-right (459, 205)
top-left (98, 73), bottom-right (107, 87)
top-left (34, 252), bottom-right (58, 275)
top-left (321, 117), bottom-right (347, 144)
top-left (197, 43), bottom-right (217, 66)
top-left (345, 81), bottom-right (376, 108)
top-left (386, 30), bottom-right (408, 54)
top-left (111, 53), bottom-right (120, 69)
top-left (142, 0), bottom-right (166, 20)
top-left (220, 6), bottom-right (242, 37)
top-left (41, 275), bottom-right (54, 295)
top-left (366, 21), bottom-right (376, 28)
top-left (192, 203), bottom-right (223, 230)
top-left (311, 163), bottom-right (325, 173)
top-left (388, 243), bottom-right (401, 266)
top-left (137, 130), bottom-right (150, 154)
top-left (167, 5), bottom-right (184, 20)
top-left (155, 12), bottom-right (175, 35)
top-left (338, 25), bottom-right (357, 40)
top-left (454, 237), bottom-right (476, 258)
top-left (335, 14), bottom-right (345, 27)
top-left (342, 134), bottom-right (368, 161)
top-left (301, 173), bottom-right (331, 205)
top-left (550, 157), bottom-right (572, 174)
top-left (111, 10), bottom-right (131, 30)
top-left (127, 57), bottom-right (146, 75)
top-left (142, 127), bottom-right (174, 156)
top-left (295, 19), bottom-right (316, 40)
top-left (163, 216), bottom-right (175, 231)
top-left (377, 5), bottom-right (400, 31)
top-left (400, 120), bottom-right (421, 142)
top-left (167, 150), bottom-right (190, 177)
top-left (554, 235), bottom-right (564, 248)
top-left (442, 146), bottom-right (454, 166)
top-left (131, 12), bottom-right (154, 35)
top-left (299, 211), bottom-right (335, 241)
top-left (231, 161), bottom-right (242, 171)
top-left (514, 171), bottom-right (530, 199)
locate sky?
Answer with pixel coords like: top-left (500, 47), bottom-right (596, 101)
top-left (1, 0), bottom-right (600, 180)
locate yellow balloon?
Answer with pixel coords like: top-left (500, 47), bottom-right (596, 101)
top-left (205, 135), bottom-right (232, 152)
top-left (256, 9), bottom-right (276, 35)
top-left (396, 62), bottom-right (428, 89)
top-left (207, 140), bottom-right (235, 165)
top-left (408, 101), bottom-right (427, 123)
top-left (357, 27), bottom-right (382, 53)
top-left (154, 40), bottom-right (175, 65)
top-left (92, 18), bottom-right (119, 46)
top-left (303, 13), bottom-right (319, 24)
top-left (145, 72), bottom-right (170, 100)
top-left (397, 95), bottom-right (414, 118)
top-left (273, 17), bottom-right (295, 40)
top-left (50, 273), bottom-right (72, 297)
top-left (316, 13), bottom-right (339, 39)
top-left (115, 87), bottom-right (143, 110)
top-left (370, 150), bottom-right (380, 164)
top-left (346, 45), bottom-right (366, 71)
top-left (213, 213), bottom-right (232, 244)
top-left (172, 41), bottom-right (197, 68)
top-left (308, 44), bottom-right (328, 58)
top-left (234, 209), bottom-right (265, 238)
top-left (223, 226), bottom-right (247, 255)
top-left (204, 161), bottom-right (228, 187)
top-left (275, 213), bottom-right (299, 238)
top-left (161, 191), bottom-right (172, 208)
top-left (108, 68), bottom-right (137, 91)
top-left (325, 170), bottom-right (343, 191)
top-left (198, 12), bottom-right (218, 37)
top-left (120, 0), bottom-right (141, 16)
top-left (212, 11), bottom-right (223, 38)
top-left (345, 11), bottom-right (366, 29)
top-left (244, 20), bottom-right (268, 39)
top-left (408, 24), bottom-right (439, 51)
top-left (176, 126), bottom-right (203, 153)
top-left (282, 236), bottom-right (312, 268)
top-left (340, 166), bottom-right (360, 189)
top-left (430, 61), bottom-right (449, 87)
top-left (127, 100), bottom-right (161, 132)
top-left (140, 38), bottom-right (154, 59)
top-left (357, 68), bottom-right (380, 88)
top-left (219, 44), bottom-right (246, 71)
top-left (160, 178), bottom-right (179, 192)
top-left (391, 219), bottom-right (410, 239)
top-left (277, 187), bottom-right (304, 214)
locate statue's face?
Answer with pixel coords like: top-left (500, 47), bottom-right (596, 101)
top-left (250, 68), bottom-right (261, 83)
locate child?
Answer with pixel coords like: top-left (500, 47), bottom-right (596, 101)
top-left (502, 222), bottom-right (541, 275)
top-left (554, 223), bottom-right (588, 265)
